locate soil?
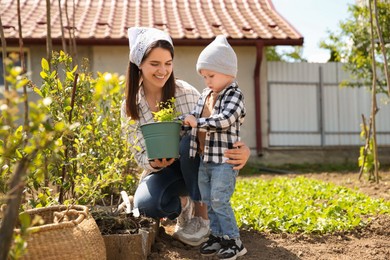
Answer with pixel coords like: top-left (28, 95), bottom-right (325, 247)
top-left (91, 208), bottom-right (155, 235)
top-left (148, 171), bottom-right (390, 260)
top-left (91, 192), bottom-right (157, 237)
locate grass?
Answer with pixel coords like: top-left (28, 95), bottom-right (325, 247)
top-left (240, 162), bottom-right (390, 176)
top-left (232, 176), bottom-right (390, 234)
top-left (239, 162), bottom-right (360, 176)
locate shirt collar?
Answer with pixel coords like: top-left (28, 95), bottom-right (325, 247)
top-left (204, 81), bottom-right (238, 97)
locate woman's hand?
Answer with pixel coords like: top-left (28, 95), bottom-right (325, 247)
top-left (150, 158), bottom-right (176, 169)
top-left (183, 115), bottom-right (197, 128)
top-left (224, 141), bottom-right (250, 170)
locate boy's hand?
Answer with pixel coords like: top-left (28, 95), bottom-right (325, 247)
top-left (183, 115), bottom-right (197, 128)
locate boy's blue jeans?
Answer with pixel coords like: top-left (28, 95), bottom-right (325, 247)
top-left (198, 161), bottom-right (240, 239)
top-left (133, 135), bottom-right (201, 219)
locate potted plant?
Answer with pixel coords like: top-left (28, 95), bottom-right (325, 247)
top-left (140, 97), bottom-right (182, 160)
top-left (91, 192), bottom-right (159, 260)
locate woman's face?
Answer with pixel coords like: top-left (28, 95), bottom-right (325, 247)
top-left (139, 47), bottom-right (173, 90)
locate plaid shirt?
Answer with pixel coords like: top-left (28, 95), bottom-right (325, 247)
top-left (185, 81), bottom-right (246, 163)
top-left (121, 80), bottom-right (200, 179)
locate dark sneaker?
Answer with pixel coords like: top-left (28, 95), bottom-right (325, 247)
top-left (200, 234), bottom-right (222, 256)
top-left (217, 235), bottom-right (247, 260)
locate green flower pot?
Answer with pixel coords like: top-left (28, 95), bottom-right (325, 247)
top-left (140, 121), bottom-right (182, 160)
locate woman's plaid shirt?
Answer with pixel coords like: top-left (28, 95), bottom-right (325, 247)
top-left (121, 80), bottom-right (200, 178)
top-left (186, 82), bottom-right (246, 163)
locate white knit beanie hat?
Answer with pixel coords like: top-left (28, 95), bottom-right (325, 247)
top-left (196, 35), bottom-right (237, 77)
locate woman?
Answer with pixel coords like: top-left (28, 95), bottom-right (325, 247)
top-left (121, 27), bottom-right (250, 246)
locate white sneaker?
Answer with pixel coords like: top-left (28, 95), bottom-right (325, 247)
top-left (178, 217), bottom-right (210, 246)
top-left (173, 197), bottom-right (193, 234)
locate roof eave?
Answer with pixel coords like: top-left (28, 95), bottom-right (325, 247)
top-left (4, 37), bottom-right (303, 47)
top-left (174, 38), bottom-right (304, 47)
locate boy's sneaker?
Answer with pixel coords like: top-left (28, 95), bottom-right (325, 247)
top-left (217, 235), bottom-right (247, 260)
top-left (200, 234), bottom-right (222, 256)
top-left (177, 217), bottom-right (210, 246)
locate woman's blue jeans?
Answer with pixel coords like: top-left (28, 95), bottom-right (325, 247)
top-left (133, 135), bottom-right (201, 219)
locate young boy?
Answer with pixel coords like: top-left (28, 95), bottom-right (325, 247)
top-left (182, 35), bottom-right (247, 259)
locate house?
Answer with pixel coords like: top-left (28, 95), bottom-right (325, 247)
top-left (1, 0), bottom-right (304, 160)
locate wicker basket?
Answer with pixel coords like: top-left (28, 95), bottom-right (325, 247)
top-left (15, 205), bottom-right (106, 260)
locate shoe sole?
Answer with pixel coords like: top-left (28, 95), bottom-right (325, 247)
top-left (172, 233), bottom-right (209, 247)
top-left (201, 251), bottom-right (218, 257)
top-left (218, 247), bottom-right (247, 260)
top-left (180, 229), bottom-right (211, 242)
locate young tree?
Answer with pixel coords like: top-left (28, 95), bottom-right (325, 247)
top-left (45, 0), bottom-right (53, 65)
top-left (0, 15), bottom-right (8, 92)
top-left (320, 1), bottom-right (390, 182)
top-left (58, 0), bottom-right (67, 53)
top-left (320, 1), bottom-right (390, 94)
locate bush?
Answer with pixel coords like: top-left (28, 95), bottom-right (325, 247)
top-left (1, 51), bottom-right (140, 208)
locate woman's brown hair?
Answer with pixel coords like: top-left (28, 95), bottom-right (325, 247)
top-left (125, 40), bottom-right (176, 120)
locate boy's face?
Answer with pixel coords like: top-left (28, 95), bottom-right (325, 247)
top-left (199, 69), bottom-right (234, 93)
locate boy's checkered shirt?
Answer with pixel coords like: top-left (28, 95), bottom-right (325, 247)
top-left (185, 81), bottom-right (246, 163)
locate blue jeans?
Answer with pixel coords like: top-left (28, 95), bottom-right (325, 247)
top-left (198, 161), bottom-right (240, 239)
top-left (133, 135), bottom-right (201, 219)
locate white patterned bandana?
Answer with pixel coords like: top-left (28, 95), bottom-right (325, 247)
top-left (128, 27), bottom-right (173, 67)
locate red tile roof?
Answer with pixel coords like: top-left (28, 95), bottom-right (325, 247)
top-left (1, 0), bottom-right (303, 46)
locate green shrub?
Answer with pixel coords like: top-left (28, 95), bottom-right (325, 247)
top-left (1, 51), bottom-right (140, 208)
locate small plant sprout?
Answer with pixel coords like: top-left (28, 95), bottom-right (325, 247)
top-left (152, 97), bottom-right (181, 122)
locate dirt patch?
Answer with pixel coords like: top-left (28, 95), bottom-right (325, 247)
top-left (148, 171), bottom-right (390, 260)
top-left (91, 208), bottom-right (154, 235)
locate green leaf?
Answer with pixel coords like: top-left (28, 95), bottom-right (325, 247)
top-left (40, 71), bottom-right (47, 79)
top-left (57, 79), bottom-right (63, 91)
top-left (66, 71), bottom-right (74, 81)
top-left (71, 65), bottom-right (78, 74)
top-left (41, 58), bottom-right (49, 71)
top-left (19, 212), bottom-right (31, 228)
top-left (33, 87), bottom-right (43, 97)
top-left (54, 121), bottom-right (66, 131)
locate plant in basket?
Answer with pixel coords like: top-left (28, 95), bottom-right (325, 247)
top-left (90, 191), bottom-right (158, 260)
top-left (140, 97), bottom-right (182, 160)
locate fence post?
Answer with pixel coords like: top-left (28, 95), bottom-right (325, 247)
top-left (318, 66), bottom-right (325, 146)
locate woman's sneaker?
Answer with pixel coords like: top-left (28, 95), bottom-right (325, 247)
top-left (200, 234), bottom-right (222, 256)
top-left (217, 235), bottom-right (247, 260)
top-left (173, 197), bottom-right (193, 234)
top-left (179, 217), bottom-right (210, 246)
